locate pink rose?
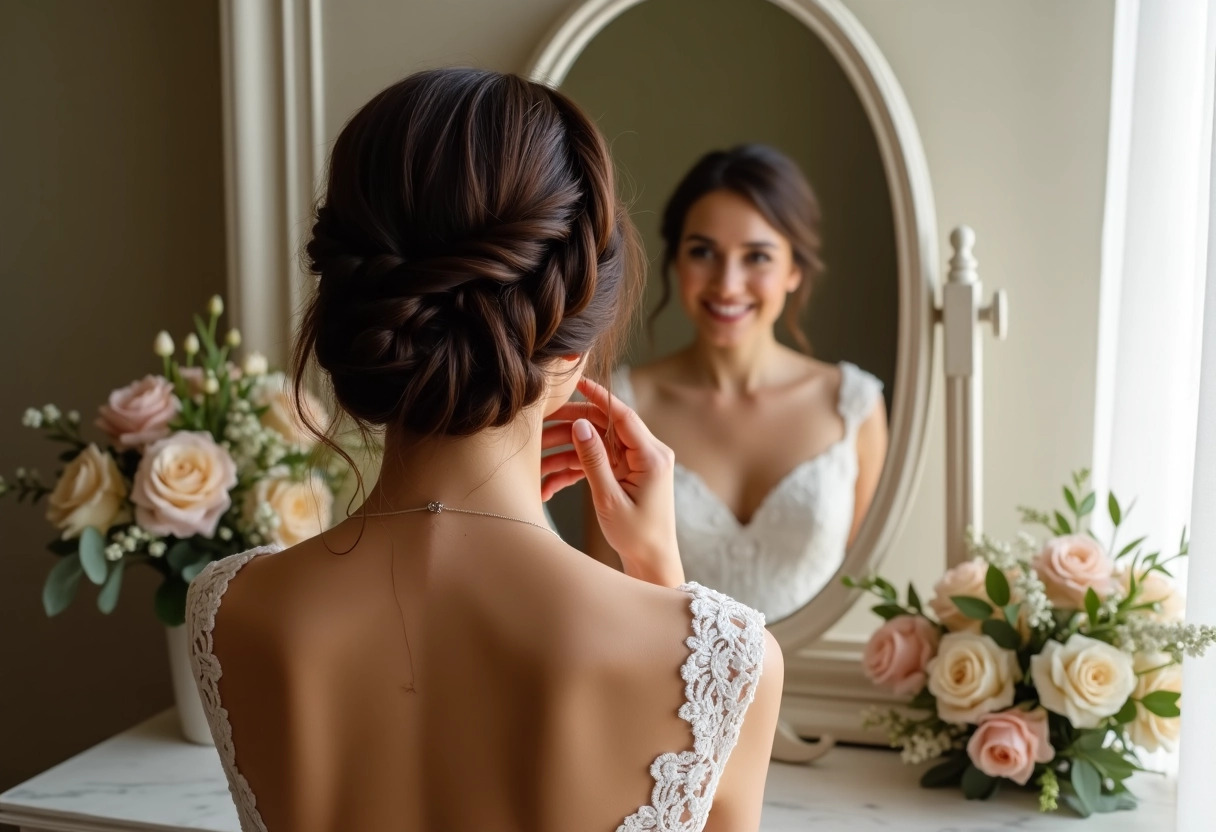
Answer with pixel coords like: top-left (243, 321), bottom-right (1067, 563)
top-left (96, 375), bottom-right (180, 449)
top-left (1033, 535), bottom-right (1117, 608)
top-left (966, 708), bottom-right (1054, 785)
top-left (863, 615), bottom-right (941, 695)
top-left (131, 431), bottom-right (237, 538)
top-left (929, 558), bottom-right (990, 632)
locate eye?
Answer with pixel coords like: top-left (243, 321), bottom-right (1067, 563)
top-left (745, 250), bottom-right (772, 265)
top-left (687, 245), bottom-right (714, 260)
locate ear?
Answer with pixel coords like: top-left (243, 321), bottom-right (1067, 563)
top-left (786, 265), bottom-right (803, 294)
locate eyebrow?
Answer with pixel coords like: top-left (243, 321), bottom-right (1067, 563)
top-left (683, 233), bottom-right (776, 248)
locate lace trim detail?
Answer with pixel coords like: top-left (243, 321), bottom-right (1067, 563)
top-left (186, 545), bottom-right (282, 832)
top-left (837, 362), bottom-right (883, 436)
top-left (617, 582), bottom-right (767, 832)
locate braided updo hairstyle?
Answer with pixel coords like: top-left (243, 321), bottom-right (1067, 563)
top-left (292, 68), bottom-right (641, 445)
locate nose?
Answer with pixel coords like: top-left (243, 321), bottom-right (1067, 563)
top-left (708, 258), bottom-right (747, 296)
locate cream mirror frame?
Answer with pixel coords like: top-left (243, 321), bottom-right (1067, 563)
top-left (527, 0), bottom-right (940, 760)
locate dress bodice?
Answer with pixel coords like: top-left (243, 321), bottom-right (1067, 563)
top-left (613, 362), bottom-right (883, 621)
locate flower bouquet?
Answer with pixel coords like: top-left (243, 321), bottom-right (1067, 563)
top-left (846, 470), bottom-right (1215, 816)
top-left (2, 296), bottom-right (343, 627)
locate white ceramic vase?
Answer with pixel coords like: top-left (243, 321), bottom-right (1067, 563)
top-left (165, 623), bottom-right (214, 745)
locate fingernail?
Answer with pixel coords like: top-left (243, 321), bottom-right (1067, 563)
top-left (573, 419), bottom-right (593, 441)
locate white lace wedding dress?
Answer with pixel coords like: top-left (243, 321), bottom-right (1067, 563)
top-left (613, 362), bottom-right (883, 621)
top-left (187, 548), bottom-right (767, 832)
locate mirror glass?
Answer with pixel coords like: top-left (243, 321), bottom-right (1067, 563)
top-left (545, 0), bottom-right (900, 623)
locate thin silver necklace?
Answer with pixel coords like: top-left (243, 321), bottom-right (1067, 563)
top-left (360, 500), bottom-right (560, 539)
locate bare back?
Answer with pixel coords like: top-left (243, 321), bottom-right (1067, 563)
top-left (188, 516), bottom-right (781, 832)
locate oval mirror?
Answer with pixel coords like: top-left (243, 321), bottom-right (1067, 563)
top-left (530, 0), bottom-right (938, 752)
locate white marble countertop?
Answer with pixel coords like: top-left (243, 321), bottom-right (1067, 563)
top-left (0, 710), bottom-right (1176, 831)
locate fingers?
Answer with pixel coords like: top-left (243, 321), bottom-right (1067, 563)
top-left (547, 402), bottom-right (610, 431)
top-left (571, 417), bottom-right (623, 508)
top-left (540, 449), bottom-right (581, 477)
top-left (576, 377), bottom-right (655, 451)
top-left (541, 469), bottom-right (585, 502)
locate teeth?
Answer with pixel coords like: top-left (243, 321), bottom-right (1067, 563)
top-left (707, 302), bottom-right (751, 317)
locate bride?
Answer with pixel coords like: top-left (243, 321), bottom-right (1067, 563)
top-left (589, 145), bottom-right (888, 621)
top-left (185, 68), bottom-right (782, 832)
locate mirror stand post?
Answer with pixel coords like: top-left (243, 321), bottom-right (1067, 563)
top-left (939, 226), bottom-right (1008, 565)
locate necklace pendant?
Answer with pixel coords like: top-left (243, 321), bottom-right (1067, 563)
top-left (426, 501), bottom-right (444, 514)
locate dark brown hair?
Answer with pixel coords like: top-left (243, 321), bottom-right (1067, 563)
top-left (292, 68), bottom-right (641, 451)
top-left (654, 143), bottom-right (823, 352)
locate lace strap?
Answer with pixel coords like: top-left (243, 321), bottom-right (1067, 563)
top-left (186, 545), bottom-right (282, 832)
top-left (617, 582), bottom-right (767, 832)
top-left (837, 362), bottom-right (883, 438)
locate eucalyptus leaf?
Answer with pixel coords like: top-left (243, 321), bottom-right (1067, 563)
top-left (1071, 759), bottom-right (1101, 815)
top-left (1085, 587), bottom-right (1101, 623)
top-left (1055, 511), bottom-right (1073, 534)
top-left (920, 752), bottom-right (969, 788)
top-left (181, 556), bottom-right (212, 583)
top-left (985, 565), bottom-right (1011, 607)
top-left (46, 538), bottom-right (78, 556)
top-left (166, 540), bottom-right (199, 571)
top-left (97, 558), bottom-right (125, 614)
top-left (1079, 492), bottom-right (1096, 516)
top-left (960, 765), bottom-right (999, 800)
top-left (1064, 486), bottom-right (1078, 513)
top-left (1061, 794), bottom-right (1093, 818)
top-left (1109, 492), bottom-right (1123, 526)
top-left (981, 618), bottom-right (1020, 650)
top-left (1003, 602), bottom-right (1022, 629)
top-left (154, 578), bottom-right (189, 627)
top-left (1073, 730), bottom-right (1106, 752)
top-left (1092, 791), bottom-right (1138, 813)
top-left (1087, 747), bottom-right (1141, 781)
top-left (78, 526), bottom-right (107, 585)
top-left (42, 557), bottom-right (83, 616)
top-left (951, 595), bottom-right (994, 621)
top-left (1139, 691), bottom-right (1181, 718)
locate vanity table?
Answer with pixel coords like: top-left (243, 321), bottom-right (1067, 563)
top-left (0, 710), bottom-right (1175, 831)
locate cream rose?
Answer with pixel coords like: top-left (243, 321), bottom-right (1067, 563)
top-left (247, 473), bottom-right (334, 547)
top-left (1128, 653), bottom-right (1182, 752)
top-left (96, 375), bottom-right (180, 449)
top-left (1030, 634), bottom-right (1136, 728)
top-left (255, 374), bottom-right (327, 447)
top-left (131, 431), bottom-right (237, 538)
top-left (45, 444), bottom-right (130, 539)
top-left (863, 615), bottom-right (941, 696)
top-left (1032, 535), bottom-right (1117, 609)
top-left (926, 632), bottom-right (1020, 724)
top-left (966, 708), bottom-right (1055, 785)
top-left (1118, 568), bottom-right (1185, 621)
top-left (929, 558), bottom-right (991, 632)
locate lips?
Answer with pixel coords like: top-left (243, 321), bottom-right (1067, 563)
top-left (702, 300), bottom-right (755, 323)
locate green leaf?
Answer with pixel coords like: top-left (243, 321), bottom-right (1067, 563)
top-left (1071, 759), bottom-right (1101, 815)
top-left (1139, 691), bottom-right (1181, 718)
top-left (982, 618), bottom-right (1021, 650)
top-left (908, 689), bottom-right (936, 710)
top-left (97, 558), bottom-right (125, 614)
top-left (1085, 587), bottom-right (1101, 622)
top-left (985, 565), bottom-right (1011, 606)
top-left (154, 578), bottom-right (189, 627)
top-left (1055, 511), bottom-right (1073, 534)
top-left (1087, 747), bottom-right (1142, 781)
top-left (166, 540), bottom-right (199, 572)
top-left (1079, 492), bottom-right (1097, 516)
top-left (43, 557), bottom-right (83, 616)
top-left (46, 538), bottom-right (78, 556)
top-left (873, 577), bottom-right (898, 602)
top-left (1092, 791), bottom-right (1138, 813)
top-left (871, 603), bottom-right (908, 621)
top-left (1061, 794), bottom-right (1093, 818)
top-left (78, 526), bottom-right (108, 585)
top-left (951, 595), bottom-right (994, 621)
top-left (1114, 698), bottom-right (1138, 725)
top-left (1117, 535), bottom-right (1148, 559)
top-left (1064, 486), bottom-right (1078, 513)
top-left (1073, 730), bottom-right (1106, 752)
top-left (180, 556), bottom-right (211, 583)
top-left (1003, 602), bottom-right (1022, 628)
top-left (1109, 493), bottom-right (1122, 526)
top-left (907, 582), bottom-right (923, 613)
top-left (920, 752), bottom-right (969, 788)
top-left (961, 765), bottom-right (999, 800)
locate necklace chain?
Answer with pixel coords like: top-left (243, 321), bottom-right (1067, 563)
top-left (360, 500), bottom-right (560, 539)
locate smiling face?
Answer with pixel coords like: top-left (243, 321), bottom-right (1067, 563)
top-left (674, 189), bottom-right (802, 350)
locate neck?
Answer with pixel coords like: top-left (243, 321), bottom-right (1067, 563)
top-left (361, 407), bottom-right (549, 527)
top-left (685, 329), bottom-right (783, 395)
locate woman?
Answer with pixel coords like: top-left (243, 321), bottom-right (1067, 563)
top-left (588, 145), bottom-right (888, 621)
top-left (185, 69), bottom-right (781, 832)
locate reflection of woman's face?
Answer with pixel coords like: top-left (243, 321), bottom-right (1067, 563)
top-left (675, 189), bottom-right (801, 350)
